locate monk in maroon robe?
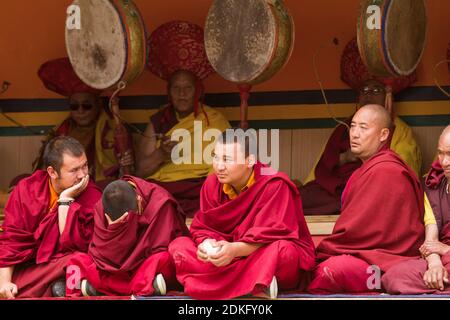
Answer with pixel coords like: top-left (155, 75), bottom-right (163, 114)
top-left (299, 38), bottom-right (420, 215)
top-left (382, 126), bottom-right (450, 294)
top-left (66, 176), bottom-right (189, 297)
top-left (308, 105), bottom-right (425, 294)
top-left (169, 130), bottom-right (316, 300)
top-left (0, 136), bottom-right (101, 299)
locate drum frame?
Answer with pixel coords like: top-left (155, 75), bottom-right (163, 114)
top-left (357, 0), bottom-right (427, 77)
top-left (65, 0), bottom-right (147, 90)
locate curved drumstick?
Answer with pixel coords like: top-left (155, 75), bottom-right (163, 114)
top-left (312, 38), bottom-right (350, 130)
top-left (0, 81), bottom-right (40, 135)
top-left (433, 59), bottom-right (450, 98)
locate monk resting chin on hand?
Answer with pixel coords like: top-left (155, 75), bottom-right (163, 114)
top-left (0, 136), bottom-right (101, 299)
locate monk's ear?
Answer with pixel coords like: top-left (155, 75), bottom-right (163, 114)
top-left (47, 166), bottom-right (59, 180)
top-left (380, 128), bottom-right (390, 143)
top-left (247, 154), bottom-right (256, 168)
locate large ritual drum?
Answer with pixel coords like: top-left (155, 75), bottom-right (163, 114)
top-left (65, 0), bottom-right (147, 90)
top-left (204, 0), bottom-right (294, 85)
top-left (357, 0), bottom-right (427, 77)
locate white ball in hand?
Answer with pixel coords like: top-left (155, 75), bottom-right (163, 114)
top-left (203, 241), bottom-right (220, 255)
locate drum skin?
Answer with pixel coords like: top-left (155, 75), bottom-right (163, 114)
top-left (204, 0), bottom-right (294, 85)
top-left (65, 0), bottom-right (147, 90)
top-left (357, 0), bottom-right (427, 77)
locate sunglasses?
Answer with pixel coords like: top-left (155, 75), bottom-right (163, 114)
top-left (69, 103), bottom-right (94, 111)
top-left (360, 86), bottom-right (386, 95)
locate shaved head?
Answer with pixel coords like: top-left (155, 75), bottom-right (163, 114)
top-left (102, 180), bottom-right (138, 222)
top-left (437, 125), bottom-right (450, 179)
top-left (359, 104), bottom-right (393, 130)
top-left (349, 104), bottom-right (392, 162)
top-left (439, 125), bottom-right (450, 142)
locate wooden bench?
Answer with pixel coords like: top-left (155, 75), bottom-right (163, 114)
top-left (185, 215), bottom-right (338, 236)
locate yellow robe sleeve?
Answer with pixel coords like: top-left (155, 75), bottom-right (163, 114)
top-left (390, 117), bottom-right (423, 178)
top-left (95, 110), bottom-right (118, 182)
top-left (147, 105), bottom-right (231, 182)
top-left (423, 193), bottom-right (437, 226)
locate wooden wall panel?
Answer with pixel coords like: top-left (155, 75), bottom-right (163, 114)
top-left (412, 126), bottom-right (445, 173)
top-left (291, 128), bottom-right (334, 182)
top-left (0, 126), bottom-right (446, 189)
top-left (0, 136), bottom-right (43, 191)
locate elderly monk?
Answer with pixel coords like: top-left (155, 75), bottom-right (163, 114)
top-left (299, 38), bottom-right (422, 215)
top-left (136, 21), bottom-right (230, 218)
top-left (0, 136), bottom-right (101, 299)
top-left (382, 126), bottom-right (450, 294)
top-left (25, 58), bottom-right (134, 189)
top-left (168, 129), bottom-right (316, 300)
top-left (307, 105), bottom-right (425, 294)
top-left (66, 177), bottom-right (188, 297)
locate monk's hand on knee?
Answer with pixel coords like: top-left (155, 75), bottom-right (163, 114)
top-left (0, 282), bottom-right (17, 299)
top-left (423, 263), bottom-right (448, 291)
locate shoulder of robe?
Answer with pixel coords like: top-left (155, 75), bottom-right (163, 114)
top-left (365, 158), bottom-right (411, 182)
top-left (258, 176), bottom-right (292, 195)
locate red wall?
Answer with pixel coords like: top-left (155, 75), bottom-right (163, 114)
top-left (0, 0), bottom-right (448, 99)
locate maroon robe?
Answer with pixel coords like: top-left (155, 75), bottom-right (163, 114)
top-left (0, 170), bottom-right (101, 298)
top-left (309, 149), bottom-right (425, 294)
top-left (424, 160), bottom-right (450, 234)
top-left (382, 161), bottom-right (450, 294)
top-left (381, 226), bottom-right (450, 295)
top-left (67, 176), bottom-right (189, 296)
top-left (300, 119), bottom-right (395, 215)
top-left (169, 162), bottom-right (316, 300)
top-left (148, 106), bottom-right (205, 218)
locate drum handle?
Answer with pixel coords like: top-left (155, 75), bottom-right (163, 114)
top-left (108, 81), bottom-right (163, 140)
top-left (109, 81), bottom-right (127, 123)
top-left (238, 84), bottom-right (252, 130)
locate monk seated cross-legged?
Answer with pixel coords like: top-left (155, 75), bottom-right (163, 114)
top-left (66, 177), bottom-right (189, 297)
top-left (169, 129), bottom-right (316, 300)
top-left (382, 126), bottom-right (450, 295)
top-left (307, 105), bottom-right (426, 295)
top-left (299, 38), bottom-right (422, 215)
top-left (0, 136), bottom-right (101, 299)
